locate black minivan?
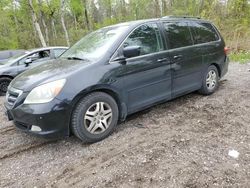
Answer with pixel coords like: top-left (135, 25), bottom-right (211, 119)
top-left (5, 16), bottom-right (229, 143)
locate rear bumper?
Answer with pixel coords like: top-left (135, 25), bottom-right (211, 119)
top-left (5, 98), bottom-right (71, 139)
top-left (221, 56), bottom-right (229, 78)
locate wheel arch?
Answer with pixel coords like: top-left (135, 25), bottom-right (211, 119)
top-left (0, 75), bottom-right (14, 80)
top-left (210, 63), bottom-right (221, 77)
top-left (0, 75), bottom-right (14, 95)
top-left (68, 85), bottom-right (127, 135)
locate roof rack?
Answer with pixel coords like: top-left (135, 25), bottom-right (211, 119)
top-left (162, 15), bottom-right (201, 19)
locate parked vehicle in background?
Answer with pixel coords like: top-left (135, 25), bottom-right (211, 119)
top-left (5, 16), bottom-right (229, 143)
top-left (0, 50), bottom-right (26, 63)
top-left (0, 47), bottom-right (68, 95)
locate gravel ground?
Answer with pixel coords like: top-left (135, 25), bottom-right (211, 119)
top-left (0, 62), bottom-right (250, 188)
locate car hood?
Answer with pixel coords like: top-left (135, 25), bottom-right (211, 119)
top-left (10, 59), bottom-right (92, 92)
top-left (0, 63), bottom-right (12, 73)
top-left (0, 62), bottom-right (11, 68)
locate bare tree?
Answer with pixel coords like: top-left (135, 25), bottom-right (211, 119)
top-left (60, 0), bottom-right (70, 46)
top-left (154, 0), bottom-right (161, 17)
top-left (84, 5), bottom-right (90, 31)
top-left (107, 0), bottom-right (112, 19)
top-left (38, 0), bottom-right (49, 45)
top-left (197, 0), bottom-right (205, 15)
top-left (45, 0), bottom-right (57, 43)
top-left (28, 0), bottom-right (47, 47)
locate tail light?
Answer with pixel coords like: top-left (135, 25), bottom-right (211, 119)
top-left (224, 47), bottom-right (230, 55)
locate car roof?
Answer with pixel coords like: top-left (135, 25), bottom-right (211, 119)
top-left (105, 16), bottom-right (210, 29)
top-left (104, 18), bottom-right (158, 28)
top-left (160, 16), bottom-right (211, 23)
top-left (29, 46), bottom-right (68, 53)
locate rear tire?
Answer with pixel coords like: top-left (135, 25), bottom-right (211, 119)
top-left (0, 77), bottom-right (12, 96)
top-left (71, 92), bottom-right (119, 143)
top-left (199, 65), bottom-right (219, 95)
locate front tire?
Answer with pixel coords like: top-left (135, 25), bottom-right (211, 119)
top-left (71, 92), bottom-right (119, 143)
top-left (199, 65), bottom-right (219, 95)
top-left (0, 77), bottom-right (12, 96)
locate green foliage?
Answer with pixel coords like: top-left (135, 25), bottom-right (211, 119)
top-left (230, 51), bottom-right (250, 64)
top-left (0, 0), bottom-right (249, 53)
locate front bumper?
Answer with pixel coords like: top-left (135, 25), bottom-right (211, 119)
top-left (5, 98), bottom-right (71, 139)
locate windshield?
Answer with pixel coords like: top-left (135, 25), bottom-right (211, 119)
top-left (61, 25), bottom-right (129, 61)
top-left (0, 51), bottom-right (29, 65)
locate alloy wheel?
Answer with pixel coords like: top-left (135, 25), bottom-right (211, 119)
top-left (84, 102), bottom-right (113, 134)
top-left (206, 70), bottom-right (217, 90)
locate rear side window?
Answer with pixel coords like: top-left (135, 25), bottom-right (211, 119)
top-left (123, 23), bottom-right (164, 56)
top-left (163, 22), bottom-right (193, 49)
top-left (189, 22), bottom-right (219, 44)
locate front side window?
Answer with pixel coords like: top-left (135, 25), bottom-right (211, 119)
top-left (189, 22), bottom-right (219, 44)
top-left (19, 50), bottom-right (50, 65)
top-left (163, 22), bottom-right (193, 49)
top-left (122, 23), bottom-right (163, 56)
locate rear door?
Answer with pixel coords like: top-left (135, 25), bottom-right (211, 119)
top-left (162, 21), bottom-right (203, 97)
top-left (188, 21), bottom-right (223, 72)
top-left (112, 23), bottom-right (172, 113)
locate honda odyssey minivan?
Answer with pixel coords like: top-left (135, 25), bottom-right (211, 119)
top-left (5, 16), bottom-right (229, 143)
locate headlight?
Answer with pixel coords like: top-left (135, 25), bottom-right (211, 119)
top-left (24, 79), bottom-right (66, 104)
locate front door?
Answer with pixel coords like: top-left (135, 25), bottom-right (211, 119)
top-left (115, 23), bottom-right (172, 114)
top-left (17, 50), bottom-right (51, 74)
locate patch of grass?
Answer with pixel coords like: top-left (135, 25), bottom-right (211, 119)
top-left (230, 51), bottom-right (250, 64)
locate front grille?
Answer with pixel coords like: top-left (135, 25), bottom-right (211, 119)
top-left (6, 87), bottom-right (23, 107)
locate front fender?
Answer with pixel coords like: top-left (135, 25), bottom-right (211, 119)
top-left (60, 84), bottom-right (127, 128)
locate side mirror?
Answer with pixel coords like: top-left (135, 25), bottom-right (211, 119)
top-left (24, 58), bottom-right (32, 66)
top-left (123, 46), bottom-right (141, 58)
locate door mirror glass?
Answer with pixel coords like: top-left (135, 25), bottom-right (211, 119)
top-left (123, 46), bottom-right (141, 58)
top-left (24, 58), bottom-right (32, 66)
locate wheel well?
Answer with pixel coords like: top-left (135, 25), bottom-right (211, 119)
top-left (94, 89), bottom-right (122, 112)
top-left (95, 89), bottom-right (120, 104)
top-left (69, 88), bottom-right (124, 134)
top-left (0, 75), bottom-right (14, 80)
top-left (211, 63), bottom-right (221, 77)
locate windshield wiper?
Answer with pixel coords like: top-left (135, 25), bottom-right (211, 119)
top-left (66, 57), bottom-right (90, 61)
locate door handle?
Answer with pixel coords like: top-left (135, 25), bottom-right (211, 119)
top-left (173, 55), bottom-right (183, 60)
top-left (157, 58), bottom-right (168, 62)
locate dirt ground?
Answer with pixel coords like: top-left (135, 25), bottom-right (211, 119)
top-left (0, 62), bottom-right (250, 188)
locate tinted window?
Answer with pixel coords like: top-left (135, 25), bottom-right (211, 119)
top-left (189, 22), bottom-right (219, 44)
top-left (123, 23), bottom-right (163, 56)
top-left (163, 22), bottom-right (193, 49)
